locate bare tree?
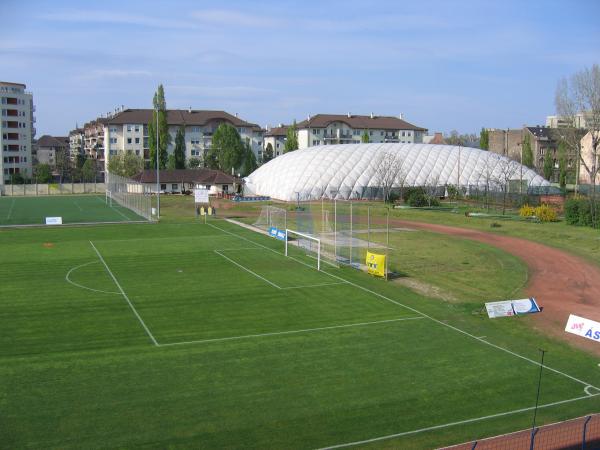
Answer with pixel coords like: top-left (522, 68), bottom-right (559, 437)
top-left (373, 151), bottom-right (406, 202)
top-left (493, 157), bottom-right (520, 215)
top-left (424, 173), bottom-right (441, 206)
top-left (555, 64), bottom-right (600, 225)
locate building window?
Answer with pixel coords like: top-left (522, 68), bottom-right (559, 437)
top-left (135, 137), bottom-right (140, 144)
top-left (135, 150), bottom-right (140, 155)
top-left (126, 125), bottom-right (132, 132)
top-left (110, 138), bottom-right (117, 144)
top-left (134, 125), bottom-right (139, 132)
top-left (191, 139), bottom-right (200, 145)
top-left (127, 138), bottom-right (132, 144)
top-left (369, 131), bottom-right (373, 136)
top-left (110, 127), bottom-right (117, 132)
top-left (172, 184), bottom-right (178, 190)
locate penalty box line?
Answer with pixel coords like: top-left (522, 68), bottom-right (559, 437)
top-left (208, 222), bottom-right (599, 392)
top-left (89, 240), bottom-right (159, 346)
top-left (214, 249), bottom-right (348, 290)
top-left (159, 317), bottom-right (424, 347)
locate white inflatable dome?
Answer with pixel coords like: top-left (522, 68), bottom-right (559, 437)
top-left (245, 143), bottom-right (550, 201)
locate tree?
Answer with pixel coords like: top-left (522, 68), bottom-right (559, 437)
top-left (558, 141), bottom-right (568, 188)
top-left (148, 84), bottom-right (170, 169)
top-left (493, 157), bottom-right (520, 214)
top-left (208, 123), bottom-right (244, 173)
top-left (10, 172), bottom-right (26, 184)
top-left (187, 157), bottom-right (202, 169)
top-left (543, 149), bottom-right (554, 181)
top-left (479, 128), bottom-right (489, 150)
top-left (424, 173), bottom-right (441, 206)
top-left (521, 133), bottom-right (534, 168)
top-left (55, 148), bottom-right (71, 183)
top-left (34, 163), bottom-right (53, 183)
top-left (167, 154), bottom-right (177, 170)
top-left (555, 64), bottom-right (600, 227)
top-left (240, 139), bottom-right (258, 176)
top-left (174, 125), bottom-right (186, 169)
top-left (445, 130), bottom-right (479, 147)
top-left (373, 151), bottom-right (406, 202)
top-left (284, 120), bottom-right (298, 152)
top-left (108, 152), bottom-right (144, 177)
top-left (263, 143), bottom-right (274, 164)
top-left (361, 130), bottom-right (370, 143)
top-left (81, 159), bottom-right (97, 182)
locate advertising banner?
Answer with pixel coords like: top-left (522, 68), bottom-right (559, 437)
top-left (194, 188), bottom-right (209, 204)
top-left (565, 314), bottom-right (600, 343)
top-left (485, 298), bottom-right (541, 318)
top-left (366, 252), bottom-right (386, 277)
top-left (269, 227), bottom-right (286, 241)
top-left (45, 217), bottom-right (63, 225)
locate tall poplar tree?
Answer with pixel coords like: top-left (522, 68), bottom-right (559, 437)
top-left (284, 120), bottom-right (298, 152)
top-left (521, 133), bottom-right (534, 168)
top-left (148, 84), bottom-right (170, 169)
top-left (174, 124), bottom-right (186, 169)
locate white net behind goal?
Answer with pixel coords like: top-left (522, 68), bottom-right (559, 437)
top-left (106, 172), bottom-right (153, 221)
top-left (253, 205), bottom-right (287, 232)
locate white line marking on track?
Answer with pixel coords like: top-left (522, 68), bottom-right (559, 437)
top-left (89, 240), bottom-right (159, 346)
top-left (315, 392), bottom-right (600, 449)
top-left (208, 221), bottom-right (599, 391)
top-left (214, 249), bottom-right (282, 289)
top-left (65, 261), bottom-right (120, 295)
top-left (6, 198), bottom-right (16, 220)
top-left (159, 317), bottom-right (424, 347)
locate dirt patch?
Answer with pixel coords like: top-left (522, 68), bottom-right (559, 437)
top-left (393, 277), bottom-right (458, 303)
top-left (391, 219), bottom-right (600, 356)
top-left (42, 242), bottom-right (55, 248)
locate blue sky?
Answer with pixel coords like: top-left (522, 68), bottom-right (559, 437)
top-left (2, 0), bottom-right (599, 136)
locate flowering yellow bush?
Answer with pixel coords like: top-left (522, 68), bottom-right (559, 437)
top-left (535, 204), bottom-right (558, 222)
top-left (519, 204), bottom-right (536, 217)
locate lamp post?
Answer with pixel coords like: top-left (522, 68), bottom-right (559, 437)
top-left (155, 106), bottom-right (160, 220)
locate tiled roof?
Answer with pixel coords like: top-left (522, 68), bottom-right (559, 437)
top-left (132, 169), bottom-right (241, 185)
top-left (296, 114), bottom-right (427, 131)
top-left (106, 109), bottom-right (260, 130)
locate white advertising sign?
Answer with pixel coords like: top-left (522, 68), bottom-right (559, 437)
top-left (194, 188), bottom-right (209, 203)
top-left (45, 217), bottom-right (63, 225)
top-left (565, 314), bottom-right (600, 343)
top-left (485, 298), bottom-right (540, 318)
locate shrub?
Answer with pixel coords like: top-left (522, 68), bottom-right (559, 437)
top-left (565, 198), bottom-right (598, 227)
top-left (534, 204), bottom-right (558, 222)
top-left (519, 204), bottom-right (536, 217)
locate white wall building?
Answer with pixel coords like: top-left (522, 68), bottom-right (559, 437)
top-left (1, 81), bottom-right (35, 185)
top-left (294, 113), bottom-right (427, 149)
top-left (263, 125), bottom-right (288, 157)
top-left (102, 109), bottom-right (263, 172)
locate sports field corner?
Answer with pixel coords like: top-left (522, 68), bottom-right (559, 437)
top-left (1, 212), bottom-right (599, 449)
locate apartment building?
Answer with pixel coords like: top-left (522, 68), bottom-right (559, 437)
top-left (36, 135), bottom-right (69, 167)
top-left (263, 125), bottom-right (288, 157)
top-left (98, 108), bottom-right (263, 172)
top-left (580, 131), bottom-right (600, 185)
top-left (69, 127), bottom-right (85, 161)
top-left (487, 128), bottom-right (524, 161)
top-left (0, 81), bottom-right (35, 184)
top-left (294, 113), bottom-right (426, 149)
top-left (546, 112), bottom-right (592, 129)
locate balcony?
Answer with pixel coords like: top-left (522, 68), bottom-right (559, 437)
top-left (6, 109), bottom-right (18, 117)
top-left (6, 144), bottom-right (19, 151)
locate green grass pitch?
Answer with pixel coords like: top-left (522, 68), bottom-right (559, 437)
top-left (0, 194), bottom-right (146, 226)
top-left (0, 219), bottom-right (598, 449)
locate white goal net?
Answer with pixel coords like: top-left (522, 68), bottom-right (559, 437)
top-left (285, 229), bottom-right (325, 271)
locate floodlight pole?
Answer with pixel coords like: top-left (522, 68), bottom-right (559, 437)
top-left (530, 348), bottom-right (546, 447)
top-left (155, 105), bottom-right (160, 220)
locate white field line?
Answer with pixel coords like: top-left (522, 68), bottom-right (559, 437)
top-left (316, 392), bottom-right (600, 450)
top-left (159, 317), bottom-right (424, 347)
top-left (306, 253), bottom-right (340, 268)
top-left (95, 234), bottom-right (226, 244)
top-left (281, 282), bottom-right (348, 290)
top-left (6, 198), bottom-right (16, 220)
top-left (89, 240), bottom-right (159, 346)
top-left (96, 194), bottom-right (131, 221)
top-left (208, 222), bottom-right (599, 391)
top-left (73, 201), bottom-right (83, 212)
top-left (214, 249), bottom-right (282, 289)
top-left (65, 261), bottom-right (120, 295)
top-left (585, 385), bottom-right (600, 396)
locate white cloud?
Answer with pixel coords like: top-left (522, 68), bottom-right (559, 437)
top-left (39, 11), bottom-right (197, 29)
top-left (85, 69), bottom-right (153, 79)
top-left (191, 9), bottom-right (279, 28)
top-left (167, 84), bottom-right (276, 99)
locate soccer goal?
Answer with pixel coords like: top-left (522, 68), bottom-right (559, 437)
top-left (285, 229), bottom-right (321, 271)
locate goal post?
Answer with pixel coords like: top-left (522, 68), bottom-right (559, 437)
top-left (285, 229), bottom-right (321, 271)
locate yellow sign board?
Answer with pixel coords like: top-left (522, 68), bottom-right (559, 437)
top-left (366, 251), bottom-right (386, 277)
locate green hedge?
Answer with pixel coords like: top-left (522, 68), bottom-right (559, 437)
top-left (565, 198), bottom-right (600, 228)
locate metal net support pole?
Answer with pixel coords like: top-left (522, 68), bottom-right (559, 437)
top-left (386, 208), bottom-right (389, 280)
top-left (349, 201), bottom-right (353, 266)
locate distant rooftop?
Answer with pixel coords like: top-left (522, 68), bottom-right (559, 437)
top-left (296, 114), bottom-right (427, 131)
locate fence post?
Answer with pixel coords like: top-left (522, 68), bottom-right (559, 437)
top-left (529, 428), bottom-right (538, 450)
top-left (582, 416), bottom-right (592, 450)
